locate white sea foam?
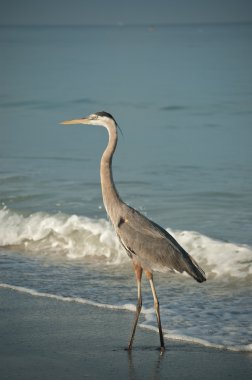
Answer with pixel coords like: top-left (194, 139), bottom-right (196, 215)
top-left (1, 283), bottom-right (251, 352)
top-left (0, 207), bottom-right (251, 280)
top-left (166, 228), bottom-right (252, 280)
top-left (0, 206), bottom-right (126, 265)
top-left (0, 282), bottom-right (134, 311)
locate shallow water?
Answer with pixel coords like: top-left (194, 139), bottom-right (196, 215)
top-left (0, 23), bottom-right (252, 351)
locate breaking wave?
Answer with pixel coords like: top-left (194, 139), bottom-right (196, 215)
top-left (0, 206), bottom-right (251, 280)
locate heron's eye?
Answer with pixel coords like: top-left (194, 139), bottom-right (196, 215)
top-left (90, 114), bottom-right (98, 120)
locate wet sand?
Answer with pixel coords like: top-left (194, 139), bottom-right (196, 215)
top-left (0, 287), bottom-right (251, 379)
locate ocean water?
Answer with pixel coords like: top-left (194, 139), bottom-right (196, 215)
top-left (0, 24), bottom-right (252, 352)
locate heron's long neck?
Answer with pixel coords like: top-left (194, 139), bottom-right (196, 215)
top-left (100, 126), bottom-right (122, 222)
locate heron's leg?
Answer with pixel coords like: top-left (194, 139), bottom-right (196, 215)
top-left (145, 271), bottom-right (165, 352)
top-left (128, 263), bottom-right (143, 350)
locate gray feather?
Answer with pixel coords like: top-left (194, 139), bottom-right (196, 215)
top-left (116, 204), bottom-right (206, 282)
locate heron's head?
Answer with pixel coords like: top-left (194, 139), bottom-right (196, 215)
top-left (60, 111), bottom-right (118, 128)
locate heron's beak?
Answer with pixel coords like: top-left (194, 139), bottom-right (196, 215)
top-left (60, 118), bottom-right (91, 125)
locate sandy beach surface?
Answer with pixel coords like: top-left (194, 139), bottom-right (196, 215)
top-left (0, 287), bottom-right (251, 380)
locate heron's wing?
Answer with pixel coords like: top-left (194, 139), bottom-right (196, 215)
top-left (116, 205), bottom-right (206, 281)
top-left (121, 205), bottom-right (185, 252)
top-left (116, 206), bottom-right (186, 269)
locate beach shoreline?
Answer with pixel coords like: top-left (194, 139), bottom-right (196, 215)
top-left (0, 287), bottom-right (251, 380)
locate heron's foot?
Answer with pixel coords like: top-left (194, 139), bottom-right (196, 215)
top-left (126, 343), bottom-right (133, 351)
top-left (124, 346), bottom-right (132, 353)
top-left (160, 346), bottom-right (165, 355)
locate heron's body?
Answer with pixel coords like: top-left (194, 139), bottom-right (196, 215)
top-left (61, 111), bottom-right (206, 353)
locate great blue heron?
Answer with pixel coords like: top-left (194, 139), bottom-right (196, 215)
top-left (61, 111), bottom-right (206, 353)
